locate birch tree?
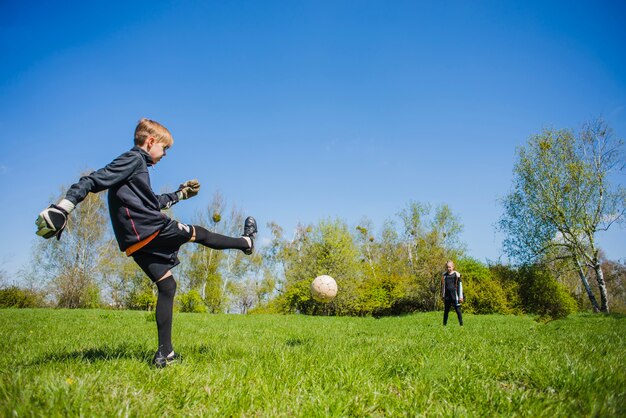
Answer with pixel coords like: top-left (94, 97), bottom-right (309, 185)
top-left (500, 120), bottom-right (625, 313)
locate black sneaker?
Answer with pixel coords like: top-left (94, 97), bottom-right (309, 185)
top-left (152, 350), bottom-right (182, 368)
top-left (242, 216), bottom-right (257, 255)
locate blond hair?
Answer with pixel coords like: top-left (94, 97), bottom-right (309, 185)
top-left (134, 118), bottom-right (173, 146)
top-left (446, 260), bottom-right (455, 269)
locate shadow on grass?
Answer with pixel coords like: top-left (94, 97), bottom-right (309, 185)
top-left (28, 343), bottom-right (152, 366)
top-left (284, 337), bottom-right (311, 347)
top-left (28, 342), bottom-right (228, 367)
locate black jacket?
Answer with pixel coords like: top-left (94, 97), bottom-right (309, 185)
top-left (65, 146), bottom-right (179, 251)
top-left (441, 271), bottom-right (463, 301)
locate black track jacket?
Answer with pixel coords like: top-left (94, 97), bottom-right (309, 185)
top-left (441, 271), bottom-right (463, 302)
top-left (64, 146), bottom-right (179, 251)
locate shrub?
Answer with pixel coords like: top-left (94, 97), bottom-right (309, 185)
top-left (489, 264), bottom-right (524, 315)
top-left (178, 290), bottom-right (207, 313)
top-left (465, 277), bottom-right (511, 314)
top-left (457, 258), bottom-right (511, 314)
top-left (126, 287), bottom-right (156, 311)
top-left (0, 286), bottom-right (45, 308)
top-left (517, 265), bottom-right (578, 320)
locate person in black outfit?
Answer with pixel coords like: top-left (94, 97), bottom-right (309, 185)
top-left (441, 261), bottom-right (463, 326)
top-left (35, 118), bottom-right (257, 367)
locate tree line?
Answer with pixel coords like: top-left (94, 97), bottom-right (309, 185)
top-left (3, 120), bottom-right (625, 318)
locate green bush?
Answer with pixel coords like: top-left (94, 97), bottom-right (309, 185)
top-left (0, 286), bottom-right (45, 308)
top-left (457, 258), bottom-right (511, 314)
top-left (517, 265), bottom-right (578, 320)
top-left (281, 279), bottom-right (317, 315)
top-left (83, 284), bottom-right (102, 309)
top-left (465, 277), bottom-right (511, 314)
top-left (177, 289), bottom-right (207, 313)
top-left (489, 264), bottom-right (524, 315)
top-left (126, 287), bottom-right (156, 311)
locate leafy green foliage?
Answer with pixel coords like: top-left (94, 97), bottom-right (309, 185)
top-left (399, 202), bottom-right (465, 311)
top-left (489, 263), bottom-right (524, 314)
top-left (499, 120), bottom-right (625, 312)
top-left (275, 202), bottom-right (467, 316)
top-left (0, 286), bottom-right (46, 308)
top-left (457, 258), bottom-right (511, 315)
top-left (185, 248), bottom-right (224, 313)
top-left (125, 275), bottom-right (156, 311)
top-left (278, 219), bottom-right (360, 315)
top-left (517, 265), bottom-right (579, 320)
top-left (177, 289), bottom-right (207, 313)
top-left (181, 191), bottom-right (258, 314)
top-left (28, 169), bottom-right (617, 317)
top-left (266, 206), bottom-right (585, 319)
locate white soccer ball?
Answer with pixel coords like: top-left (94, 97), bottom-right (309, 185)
top-left (310, 275), bottom-right (338, 303)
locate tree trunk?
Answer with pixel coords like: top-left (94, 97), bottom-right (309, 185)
top-left (593, 262), bottom-right (610, 313)
top-left (574, 257), bottom-right (600, 312)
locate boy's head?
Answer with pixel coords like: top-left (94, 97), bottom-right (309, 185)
top-left (134, 118), bottom-right (173, 165)
top-left (446, 261), bottom-right (454, 273)
top-left (134, 118), bottom-right (173, 147)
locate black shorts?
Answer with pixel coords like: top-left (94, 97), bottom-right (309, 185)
top-left (131, 220), bottom-right (194, 282)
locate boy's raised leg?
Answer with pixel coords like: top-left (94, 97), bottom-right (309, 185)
top-left (191, 216), bottom-right (257, 254)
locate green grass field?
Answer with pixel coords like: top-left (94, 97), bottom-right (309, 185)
top-left (1, 309), bottom-right (624, 417)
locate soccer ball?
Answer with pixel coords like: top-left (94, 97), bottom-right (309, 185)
top-left (310, 275), bottom-right (338, 303)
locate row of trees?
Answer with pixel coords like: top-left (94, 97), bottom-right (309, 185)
top-left (257, 213), bottom-right (625, 318)
top-left (11, 194), bottom-right (626, 317)
top-left (6, 119), bottom-right (625, 317)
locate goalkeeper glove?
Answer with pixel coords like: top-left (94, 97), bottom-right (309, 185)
top-left (177, 179), bottom-right (200, 200)
top-left (35, 199), bottom-right (75, 240)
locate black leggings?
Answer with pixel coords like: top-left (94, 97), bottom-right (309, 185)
top-left (156, 276), bottom-right (177, 355)
top-left (444, 298), bottom-right (463, 326)
top-left (193, 226), bottom-right (248, 250)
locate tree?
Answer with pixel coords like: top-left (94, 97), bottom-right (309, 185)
top-left (601, 257), bottom-right (626, 314)
top-left (184, 192), bottom-right (227, 312)
top-left (353, 218), bottom-right (419, 316)
top-left (0, 265), bottom-right (7, 289)
top-left (182, 192), bottom-right (258, 313)
top-left (399, 201), bottom-right (464, 310)
top-left (279, 219), bottom-right (361, 315)
top-left (32, 184), bottom-right (109, 308)
top-left (500, 120), bottom-right (626, 312)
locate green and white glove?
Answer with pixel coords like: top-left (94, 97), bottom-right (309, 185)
top-left (177, 179), bottom-right (200, 200)
top-left (35, 199), bottom-right (75, 240)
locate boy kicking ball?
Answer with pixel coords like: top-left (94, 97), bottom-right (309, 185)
top-left (35, 118), bottom-right (257, 368)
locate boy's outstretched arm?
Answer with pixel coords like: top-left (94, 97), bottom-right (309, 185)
top-left (35, 150), bottom-right (142, 240)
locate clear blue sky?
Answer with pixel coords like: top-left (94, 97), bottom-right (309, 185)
top-left (1, 1), bottom-right (625, 280)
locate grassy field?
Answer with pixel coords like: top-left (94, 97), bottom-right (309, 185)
top-left (1, 309), bottom-right (624, 417)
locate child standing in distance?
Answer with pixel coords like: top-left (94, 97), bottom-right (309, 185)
top-left (35, 118), bottom-right (257, 367)
top-left (441, 261), bottom-right (463, 326)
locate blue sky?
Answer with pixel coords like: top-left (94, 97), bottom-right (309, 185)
top-left (1, 1), bottom-right (625, 280)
